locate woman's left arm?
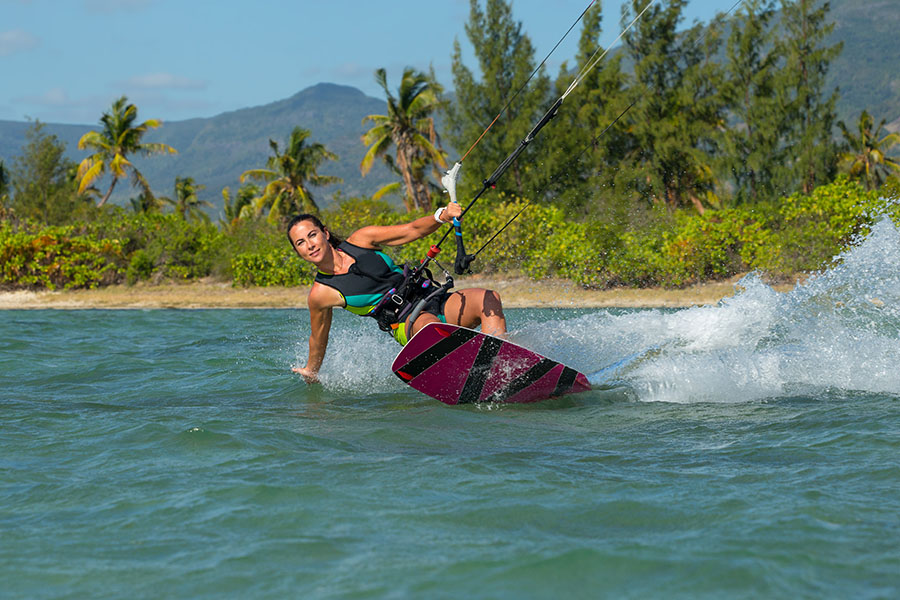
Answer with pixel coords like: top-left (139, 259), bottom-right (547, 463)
top-left (347, 202), bottom-right (462, 248)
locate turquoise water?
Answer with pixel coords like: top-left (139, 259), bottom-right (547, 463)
top-left (3, 220), bottom-right (900, 599)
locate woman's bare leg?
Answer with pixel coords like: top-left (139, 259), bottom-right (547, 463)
top-left (408, 288), bottom-right (506, 338)
top-left (441, 288), bottom-right (506, 336)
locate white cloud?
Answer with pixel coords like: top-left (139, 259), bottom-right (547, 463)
top-left (122, 72), bottom-right (207, 91)
top-left (0, 29), bottom-right (39, 57)
top-left (7, 86), bottom-right (218, 124)
top-left (8, 88), bottom-right (112, 123)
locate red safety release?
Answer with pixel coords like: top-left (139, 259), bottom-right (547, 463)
top-left (427, 245), bottom-right (441, 258)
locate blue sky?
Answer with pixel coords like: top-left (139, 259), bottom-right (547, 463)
top-left (1, 0), bottom-right (726, 125)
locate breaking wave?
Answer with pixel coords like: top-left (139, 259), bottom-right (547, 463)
top-left (520, 214), bottom-right (900, 403)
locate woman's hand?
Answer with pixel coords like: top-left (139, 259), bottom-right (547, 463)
top-left (441, 202), bottom-right (462, 223)
top-left (292, 366), bottom-right (320, 384)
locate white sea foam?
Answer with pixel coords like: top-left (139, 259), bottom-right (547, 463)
top-left (547, 213), bottom-right (900, 403)
top-left (296, 312), bottom-right (401, 395)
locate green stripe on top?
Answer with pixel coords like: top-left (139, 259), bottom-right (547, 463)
top-left (343, 292), bottom-right (388, 315)
top-left (376, 251), bottom-right (403, 274)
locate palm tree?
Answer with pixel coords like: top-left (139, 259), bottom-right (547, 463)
top-left (76, 96), bottom-right (177, 206)
top-left (361, 67), bottom-right (447, 212)
top-left (220, 183), bottom-right (260, 230)
top-left (240, 127), bottom-right (340, 222)
top-left (161, 176), bottom-right (212, 222)
top-left (130, 191), bottom-right (165, 214)
top-left (837, 110), bottom-right (900, 190)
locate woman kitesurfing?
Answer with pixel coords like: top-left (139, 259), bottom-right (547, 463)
top-left (288, 207), bottom-right (506, 384)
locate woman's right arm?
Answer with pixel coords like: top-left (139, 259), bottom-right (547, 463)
top-left (347, 202), bottom-right (461, 248)
top-left (293, 286), bottom-right (336, 384)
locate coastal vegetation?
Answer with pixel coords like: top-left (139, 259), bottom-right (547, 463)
top-left (2, 0), bottom-right (900, 293)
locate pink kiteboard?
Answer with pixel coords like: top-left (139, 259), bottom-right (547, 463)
top-left (391, 322), bottom-right (591, 405)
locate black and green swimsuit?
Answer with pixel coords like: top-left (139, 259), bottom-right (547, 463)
top-left (314, 241), bottom-right (448, 344)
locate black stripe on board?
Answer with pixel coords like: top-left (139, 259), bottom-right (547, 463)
top-left (484, 358), bottom-right (558, 403)
top-left (457, 336), bottom-right (505, 404)
top-left (395, 327), bottom-right (478, 379)
top-left (552, 366), bottom-right (578, 397)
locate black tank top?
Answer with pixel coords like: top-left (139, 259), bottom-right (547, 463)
top-left (313, 241), bottom-right (405, 316)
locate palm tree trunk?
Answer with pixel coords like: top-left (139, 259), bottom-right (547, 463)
top-left (414, 180), bottom-right (431, 212)
top-left (98, 177), bottom-right (118, 207)
top-left (397, 149), bottom-right (417, 213)
top-left (689, 194), bottom-right (706, 215)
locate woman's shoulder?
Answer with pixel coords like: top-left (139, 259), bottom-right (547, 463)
top-left (338, 239), bottom-right (373, 252)
top-left (345, 227), bottom-right (387, 249)
top-left (308, 281), bottom-right (343, 309)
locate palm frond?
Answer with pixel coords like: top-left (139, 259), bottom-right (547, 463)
top-left (360, 136), bottom-right (392, 175)
top-left (130, 168), bottom-right (153, 197)
top-left (361, 125), bottom-right (391, 148)
top-left (109, 153), bottom-right (132, 178)
top-left (139, 142), bottom-right (177, 156)
top-left (77, 159), bottom-right (104, 193)
top-left (374, 68), bottom-right (391, 100)
top-left (362, 114), bottom-right (391, 127)
top-left (409, 132), bottom-right (447, 167)
top-left (371, 182), bottom-right (402, 201)
top-left (240, 168), bottom-right (278, 183)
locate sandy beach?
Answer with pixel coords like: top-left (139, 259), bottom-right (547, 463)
top-left (0, 274), bottom-right (796, 310)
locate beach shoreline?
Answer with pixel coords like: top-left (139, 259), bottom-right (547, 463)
top-left (0, 274), bottom-right (797, 310)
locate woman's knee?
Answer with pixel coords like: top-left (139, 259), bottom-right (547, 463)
top-left (410, 311), bottom-right (440, 336)
top-left (482, 289), bottom-right (504, 317)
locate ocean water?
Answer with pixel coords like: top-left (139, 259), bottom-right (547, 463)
top-left (3, 219), bottom-right (900, 599)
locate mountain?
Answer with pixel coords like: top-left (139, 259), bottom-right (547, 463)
top-left (0, 83), bottom-right (395, 210)
top-left (134, 83), bottom-right (396, 205)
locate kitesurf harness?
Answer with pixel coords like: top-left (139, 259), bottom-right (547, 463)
top-left (315, 241), bottom-right (454, 334)
top-left (369, 263), bottom-right (454, 335)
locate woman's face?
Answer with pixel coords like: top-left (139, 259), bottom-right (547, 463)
top-left (288, 219), bottom-right (330, 265)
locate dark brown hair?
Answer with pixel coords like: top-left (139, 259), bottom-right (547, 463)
top-left (285, 214), bottom-right (342, 249)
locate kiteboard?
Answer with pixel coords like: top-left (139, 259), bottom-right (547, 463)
top-left (391, 322), bottom-right (591, 405)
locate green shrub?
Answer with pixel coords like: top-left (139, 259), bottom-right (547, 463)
top-left (126, 249), bottom-right (153, 284)
top-left (232, 247), bottom-right (313, 287)
top-left (769, 176), bottom-right (885, 272)
top-left (2, 177), bottom-right (895, 292)
top-left (79, 211), bottom-right (222, 281)
top-left (0, 223), bottom-right (125, 290)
